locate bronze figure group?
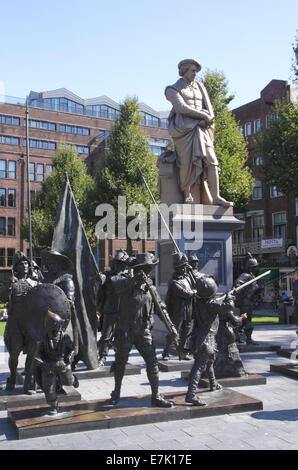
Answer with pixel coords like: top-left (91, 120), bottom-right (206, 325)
top-left (0, 245), bottom-right (261, 412)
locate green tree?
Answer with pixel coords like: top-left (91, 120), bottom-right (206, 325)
top-left (291, 31), bottom-right (298, 83)
top-left (201, 70), bottom-right (255, 211)
top-left (90, 97), bottom-right (159, 254)
top-left (255, 100), bottom-right (298, 197)
top-left (21, 145), bottom-right (95, 250)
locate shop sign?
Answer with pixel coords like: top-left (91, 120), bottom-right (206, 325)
top-left (261, 238), bottom-right (283, 249)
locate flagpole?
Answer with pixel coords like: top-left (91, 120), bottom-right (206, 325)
top-left (25, 98), bottom-right (33, 266)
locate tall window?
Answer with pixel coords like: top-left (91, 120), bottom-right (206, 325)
top-left (245, 122), bottom-right (252, 136)
top-left (0, 248), bottom-right (5, 267)
top-left (8, 189), bottom-right (16, 207)
top-left (0, 189), bottom-right (5, 207)
top-left (254, 119), bottom-right (261, 133)
top-left (37, 164), bottom-right (44, 182)
top-left (0, 218), bottom-right (5, 236)
top-left (7, 218), bottom-right (15, 236)
top-left (252, 215), bottom-right (264, 241)
top-left (232, 230), bottom-right (244, 244)
top-left (7, 248), bottom-right (15, 266)
top-left (273, 212), bottom-right (286, 239)
top-left (252, 180), bottom-right (262, 200)
top-left (29, 163), bottom-right (35, 181)
top-left (8, 161), bottom-right (16, 179)
top-left (45, 164), bottom-right (52, 177)
top-left (0, 160), bottom-right (6, 178)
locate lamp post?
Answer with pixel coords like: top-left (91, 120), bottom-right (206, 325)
top-left (25, 97), bottom-right (33, 266)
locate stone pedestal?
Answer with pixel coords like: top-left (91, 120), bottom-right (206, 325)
top-left (152, 204), bottom-right (243, 346)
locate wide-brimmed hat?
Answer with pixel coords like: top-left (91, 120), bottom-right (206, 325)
top-left (173, 252), bottom-right (189, 268)
top-left (129, 252), bottom-right (159, 269)
top-left (42, 249), bottom-right (74, 272)
top-left (178, 59), bottom-right (202, 72)
top-left (12, 251), bottom-right (30, 270)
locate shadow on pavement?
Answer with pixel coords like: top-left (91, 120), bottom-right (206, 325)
top-left (251, 409), bottom-right (298, 422)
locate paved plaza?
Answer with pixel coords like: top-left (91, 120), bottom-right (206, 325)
top-left (0, 324), bottom-right (297, 451)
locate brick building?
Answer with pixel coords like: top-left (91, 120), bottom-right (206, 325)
top-left (0, 88), bottom-right (171, 279)
top-left (232, 79), bottom-right (298, 300)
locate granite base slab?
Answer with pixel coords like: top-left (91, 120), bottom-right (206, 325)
top-left (276, 349), bottom-right (298, 359)
top-left (237, 343), bottom-right (281, 353)
top-left (0, 384), bottom-right (81, 411)
top-left (8, 388), bottom-right (263, 440)
top-left (270, 362), bottom-right (298, 380)
top-left (71, 362), bottom-right (141, 380)
top-left (181, 371), bottom-right (267, 387)
top-left (158, 359), bottom-right (194, 372)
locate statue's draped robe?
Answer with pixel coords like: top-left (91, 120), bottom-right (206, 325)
top-left (165, 78), bottom-right (217, 192)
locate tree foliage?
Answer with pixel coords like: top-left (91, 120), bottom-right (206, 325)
top-left (255, 100), bottom-right (298, 197)
top-left (89, 98), bottom-right (159, 251)
top-left (201, 70), bottom-right (254, 211)
top-left (21, 145), bottom-right (95, 250)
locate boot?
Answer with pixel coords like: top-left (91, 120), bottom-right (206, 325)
top-left (207, 362), bottom-right (223, 392)
top-left (185, 392), bottom-right (206, 406)
top-left (109, 390), bottom-right (120, 405)
top-left (151, 393), bottom-right (173, 408)
top-left (98, 356), bottom-right (106, 367)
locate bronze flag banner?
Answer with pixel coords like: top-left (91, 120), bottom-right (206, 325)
top-left (51, 174), bottom-right (99, 369)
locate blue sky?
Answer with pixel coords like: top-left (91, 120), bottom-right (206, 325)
top-left (0, 0), bottom-right (297, 111)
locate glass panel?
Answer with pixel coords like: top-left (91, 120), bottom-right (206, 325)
top-left (0, 189), bottom-right (6, 206)
top-left (0, 160), bottom-right (6, 178)
top-left (7, 218), bottom-right (15, 236)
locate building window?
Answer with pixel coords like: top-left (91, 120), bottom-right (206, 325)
top-left (24, 119), bottom-right (56, 131)
top-left (238, 125), bottom-right (243, 134)
top-left (60, 124), bottom-right (89, 135)
top-left (140, 112), bottom-right (159, 127)
top-left (253, 156), bottom-right (263, 166)
top-left (296, 199), bottom-right (298, 216)
top-left (45, 164), bottom-right (52, 177)
top-left (252, 215), bottom-right (264, 241)
top-left (8, 161), bottom-right (16, 179)
top-left (244, 122), bottom-right (252, 136)
top-left (29, 163), bottom-right (35, 181)
top-left (0, 189), bottom-right (6, 207)
top-left (7, 218), bottom-right (15, 236)
top-left (254, 119), bottom-right (260, 133)
top-left (7, 248), bottom-right (15, 266)
top-left (0, 218), bottom-right (6, 236)
top-left (266, 113), bottom-right (277, 128)
top-left (252, 180), bottom-right (262, 200)
top-left (0, 115), bottom-right (20, 126)
top-left (0, 135), bottom-right (19, 145)
top-left (8, 189), bottom-right (16, 207)
top-left (37, 164), bottom-right (44, 182)
top-left (24, 139), bottom-right (56, 150)
top-left (0, 248), bottom-right (5, 267)
top-left (233, 230), bottom-right (244, 244)
top-left (270, 186), bottom-right (284, 198)
top-left (75, 145), bottom-right (89, 155)
top-left (0, 160), bottom-right (6, 178)
top-left (273, 212), bottom-right (286, 239)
